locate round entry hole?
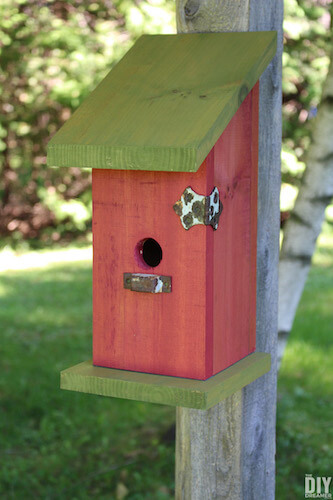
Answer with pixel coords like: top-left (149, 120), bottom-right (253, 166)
top-left (136, 238), bottom-right (162, 268)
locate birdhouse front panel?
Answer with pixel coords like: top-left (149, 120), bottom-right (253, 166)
top-left (92, 157), bottom-right (212, 380)
top-left (92, 84), bottom-right (258, 381)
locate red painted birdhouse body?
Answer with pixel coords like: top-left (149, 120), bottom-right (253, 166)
top-left (92, 85), bottom-right (258, 380)
top-left (48, 32), bottom-right (276, 383)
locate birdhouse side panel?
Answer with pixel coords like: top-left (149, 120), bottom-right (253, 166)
top-left (211, 83), bottom-right (259, 375)
top-left (92, 159), bottom-right (214, 380)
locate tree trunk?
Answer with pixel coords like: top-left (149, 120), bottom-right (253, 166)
top-left (175, 1), bottom-right (283, 499)
top-left (278, 49), bottom-right (333, 369)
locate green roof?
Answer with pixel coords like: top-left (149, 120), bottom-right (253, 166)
top-left (47, 31), bottom-right (276, 172)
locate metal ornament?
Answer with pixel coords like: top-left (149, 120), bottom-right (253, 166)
top-left (124, 273), bottom-right (172, 293)
top-left (173, 186), bottom-right (223, 230)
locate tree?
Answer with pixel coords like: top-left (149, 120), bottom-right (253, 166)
top-left (278, 47), bottom-right (333, 367)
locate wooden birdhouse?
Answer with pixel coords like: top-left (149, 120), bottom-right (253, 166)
top-left (48, 32), bottom-right (277, 408)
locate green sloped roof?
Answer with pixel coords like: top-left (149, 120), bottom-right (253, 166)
top-left (47, 31), bottom-right (276, 172)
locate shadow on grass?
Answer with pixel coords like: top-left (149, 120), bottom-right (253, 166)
top-left (0, 262), bottom-right (175, 500)
top-left (276, 261), bottom-right (333, 500)
top-left (1, 244), bottom-right (332, 499)
top-left (0, 263), bottom-right (92, 336)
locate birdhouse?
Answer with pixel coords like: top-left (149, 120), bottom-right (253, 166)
top-left (48, 32), bottom-right (276, 408)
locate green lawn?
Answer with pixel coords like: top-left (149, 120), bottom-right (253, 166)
top-left (0, 226), bottom-right (332, 499)
top-left (276, 224), bottom-right (333, 499)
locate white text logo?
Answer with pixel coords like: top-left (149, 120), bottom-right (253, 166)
top-left (305, 475), bottom-right (332, 499)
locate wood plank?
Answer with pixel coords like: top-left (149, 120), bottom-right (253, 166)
top-left (47, 32), bottom-right (276, 172)
top-left (241, 3), bottom-right (283, 499)
top-left (211, 84), bottom-right (258, 373)
top-left (92, 158), bottom-right (211, 380)
top-left (176, 393), bottom-right (242, 500)
top-left (60, 353), bottom-right (271, 410)
top-left (92, 88), bottom-right (258, 381)
top-left (175, 0), bottom-right (283, 498)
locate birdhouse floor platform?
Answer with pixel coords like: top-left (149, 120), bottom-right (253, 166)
top-left (60, 352), bottom-right (270, 409)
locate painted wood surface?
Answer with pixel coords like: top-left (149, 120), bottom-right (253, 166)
top-left (60, 353), bottom-right (270, 410)
top-left (92, 87), bottom-right (258, 380)
top-left (47, 32), bottom-right (276, 172)
top-left (92, 154), bottom-right (212, 380)
top-left (212, 82), bottom-right (258, 373)
top-left (175, 0), bottom-right (283, 498)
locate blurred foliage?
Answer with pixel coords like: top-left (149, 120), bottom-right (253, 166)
top-left (0, 0), bottom-right (332, 245)
top-left (281, 0), bottom-right (332, 211)
top-left (0, 0), bottom-right (174, 247)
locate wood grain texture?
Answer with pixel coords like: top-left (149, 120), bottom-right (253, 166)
top-left (212, 83), bottom-right (259, 373)
top-left (175, 0), bottom-right (283, 498)
top-left (176, 393), bottom-right (242, 499)
top-left (92, 155), bottom-right (212, 380)
top-left (47, 32), bottom-right (276, 172)
top-left (92, 88), bottom-right (258, 380)
top-left (60, 353), bottom-right (271, 410)
top-left (242, 4), bottom-right (283, 499)
top-left (177, 0), bottom-right (250, 33)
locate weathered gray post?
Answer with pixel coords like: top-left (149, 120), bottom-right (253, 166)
top-left (175, 1), bottom-right (283, 498)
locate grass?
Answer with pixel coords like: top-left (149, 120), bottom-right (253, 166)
top-left (0, 258), bottom-right (175, 499)
top-left (276, 223), bottom-right (333, 499)
top-left (0, 225), bottom-right (332, 499)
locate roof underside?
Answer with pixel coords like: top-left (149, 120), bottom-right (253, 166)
top-left (47, 31), bottom-right (276, 172)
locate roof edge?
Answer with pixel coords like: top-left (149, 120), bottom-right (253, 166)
top-left (47, 143), bottom-right (199, 172)
top-left (196, 31), bottom-right (277, 167)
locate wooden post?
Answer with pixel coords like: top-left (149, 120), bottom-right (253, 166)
top-left (175, 1), bottom-right (283, 499)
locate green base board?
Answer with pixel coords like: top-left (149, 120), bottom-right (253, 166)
top-left (60, 353), bottom-right (271, 409)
